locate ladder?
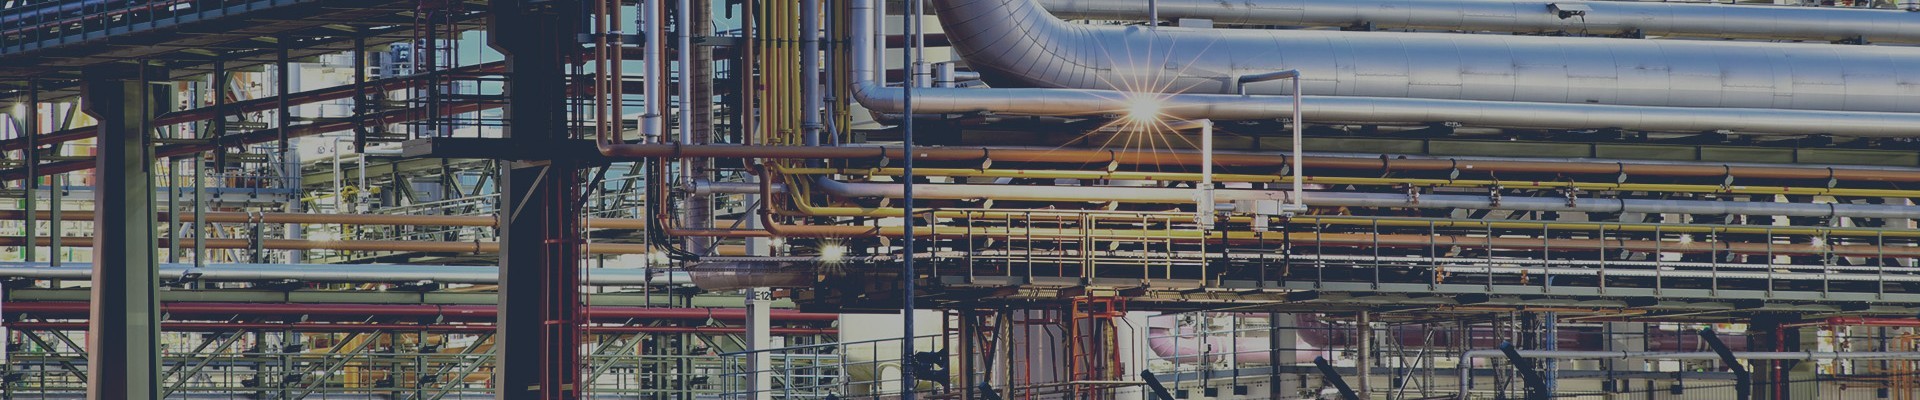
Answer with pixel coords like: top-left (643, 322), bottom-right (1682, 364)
top-left (1068, 296), bottom-right (1126, 399)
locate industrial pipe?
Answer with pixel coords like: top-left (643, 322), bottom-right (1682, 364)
top-left (607, 144), bottom-right (1920, 183)
top-left (4, 321), bottom-right (836, 335)
top-left (1037, 0), bottom-right (1920, 44)
top-left (811, 178), bottom-right (1920, 219)
top-left (936, 0), bottom-right (1920, 114)
top-left (4, 301), bottom-right (840, 322)
top-left (851, 83), bottom-right (1920, 136)
top-left (0, 235), bottom-right (747, 255)
top-left (0, 262), bottom-right (678, 286)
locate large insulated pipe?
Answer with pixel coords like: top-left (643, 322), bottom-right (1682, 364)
top-left (851, 85), bottom-right (1920, 136)
top-left (936, 0), bottom-right (1920, 114)
top-left (827, 0), bottom-right (1920, 135)
top-left (812, 178), bottom-right (1920, 219)
top-left (1039, 0), bottom-right (1920, 44)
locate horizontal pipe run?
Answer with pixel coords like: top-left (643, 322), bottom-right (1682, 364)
top-left (1038, 0), bottom-right (1920, 44)
top-left (0, 236), bottom-right (745, 255)
top-left (850, 83), bottom-right (1920, 136)
top-left (0, 210), bottom-right (656, 230)
top-left (4, 301), bottom-right (840, 322)
top-left (597, 144), bottom-right (1920, 183)
top-left (3, 321), bottom-right (835, 335)
top-left (0, 262), bottom-right (693, 286)
top-left (811, 179), bottom-right (1920, 219)
top-left (772, 167), bottom-right (1920, 199)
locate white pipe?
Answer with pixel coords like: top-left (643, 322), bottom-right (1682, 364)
top-left (812, 178), bottom-right (1920, 219)
top-left (1198, 119), bottom-right (1213, 229)
top-left (835, 0), bottom-right (1920, 136)
top-left (643, 0), bottom-right (666, 141)
top-left (1037, 0), bottom-right (1920, 44)
top-left (850, 83), bottom-right (1920, 136)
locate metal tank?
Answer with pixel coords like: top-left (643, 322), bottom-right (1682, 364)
top-left (1037, 0), bottom-right (1920, 44)
top-left (932, 0), bottom-right (1920, 113)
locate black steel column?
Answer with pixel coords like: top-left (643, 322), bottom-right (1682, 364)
top-left (487, 1), bottom-right (583, 399)
top-left (81, 65), bottom-right (163, 399)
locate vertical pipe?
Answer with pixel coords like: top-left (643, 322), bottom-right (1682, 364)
top-left (1290, 76), bottom-right (1302, 209)
top-left (676, 0), bottom-right (703, 255)
top-left (277, 44), bottom-right (303, 262)
top-left (1357, 311), bottom-right (1372, 397)
top-left (643, 0), bottom-right (665, 142)
top-left (193, 151), bottom-right (204, 268)
top-left (352, 33), bottom-right (368, 152)
top-left (211, 60), bottom-right (227, 170)
top-left (1199, 119), bottom-right (1213, 230)
top-left (873, 0), bottom-right (885, 85)
top-left (22, 79), bottom-right (36, 264)
top-left (166, 156), bottom-right (177, 264)
top-left (1148, 0), bottom-right (1157, 29)
top-left (901, 0), bottom-right (920, 396)
top-left (911, 0), bottom-right (927, 88)
top-left (801, 0), bottom-right (821, 147)
top-left (746, 287), bottom-right (773, 399)
top-left (49, 173), bottom-right (60, 267)
top-left (677, 0), bottom-right (694, 146)
top-left (740, 0), bottom-right (755, 146)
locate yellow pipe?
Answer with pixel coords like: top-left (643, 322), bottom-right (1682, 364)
top-left (779, 167), bottom-right (1920, 198)
top-left (775, 172), bottom-right (1920, 239)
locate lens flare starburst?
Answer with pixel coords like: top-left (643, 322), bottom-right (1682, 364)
top-left (1050, 31), bottom-right (1233, 173)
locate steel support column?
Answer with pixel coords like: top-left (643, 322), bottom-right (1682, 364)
top-left (81, 65), bottom-right (162, 400)
top-left (487, 1), bottom-right (584, 399)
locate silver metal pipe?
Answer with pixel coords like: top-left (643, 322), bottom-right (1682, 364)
top-left (1039, 0), bottom-right (1920, 44)
top-left (691, 180), bottom-right (789, 195)
top-left (803, 0), bottom-right (824, 147)
top-left (851, 84), bottom-right (1920, 136)
top-left (844, 0), bottom-right (1920, 135)
top-left (932, 0), bottom-right (1920, 114)
top-left (643, 0), bottom-right (667, 141)
top-left (813, 178), bottom-right (1920, 219)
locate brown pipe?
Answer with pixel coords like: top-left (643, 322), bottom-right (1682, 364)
top-left (755, 169), bottom-right (883, 237)
top-left (0, 236), bottom-right (745, 255)
top-left (596, 144), bottom-right (1920, 183)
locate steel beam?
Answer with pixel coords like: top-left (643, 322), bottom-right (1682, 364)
top-left (80, 65), bottom-right (162, 400)
top-left (486, 1), bottom-right (584, 399)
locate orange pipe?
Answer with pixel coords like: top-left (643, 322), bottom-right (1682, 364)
top-left (595, 144), bottom-right (1920, 182)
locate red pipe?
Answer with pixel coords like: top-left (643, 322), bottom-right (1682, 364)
top-left (4, 321), bottom-right (835, 334)
top-left (4, 301), bottom-right (840, 322)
